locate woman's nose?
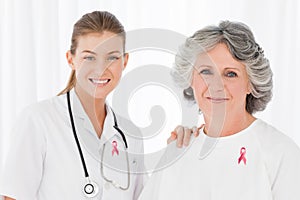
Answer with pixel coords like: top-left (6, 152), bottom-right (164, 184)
top-left (93, 60), bottom-right (112, 73)
top-left (206, 74), bottom-right (225, 92)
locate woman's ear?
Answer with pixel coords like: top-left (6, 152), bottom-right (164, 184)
top-left (66, 50), bottom-right (75, 70)
top-left (122, 53), bottom-right (129, 70)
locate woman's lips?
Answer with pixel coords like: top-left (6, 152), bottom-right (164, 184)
top-left (89, 78), bottom-right (111, 86)
top-left (207, 97), bottom-right (229, 103)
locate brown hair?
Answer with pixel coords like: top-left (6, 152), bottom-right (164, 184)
top-left (58, 11), bottom-right (125, 95)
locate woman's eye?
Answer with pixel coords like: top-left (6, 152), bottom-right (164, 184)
top-left (83, 56), bottom-right (96, 61)
top-left (107, 55), bottom-right (120, 61)
top-left (199, 69), bottom-right (212, 75)
top-left (226, 71), bottom-right (238, 77)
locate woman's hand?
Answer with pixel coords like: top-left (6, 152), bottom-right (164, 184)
top-left (167, 124), bottom-right (204, 147)
top-left (4, 197), bottom-right (15, 200)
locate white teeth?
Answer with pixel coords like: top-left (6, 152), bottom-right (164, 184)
top-left (90, 79), bottom-right (109, 84)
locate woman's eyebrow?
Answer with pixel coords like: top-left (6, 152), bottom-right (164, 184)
top-left (199, 64), bottom-right (213, 67)
top-left (107, 50), bottom-right (122, 54)
top-left (196, 64), bottom-right (213, 69)
top-left (81, 50), bottom-right (97, 55)
top-left (224, 67), bottom-right (241, 72)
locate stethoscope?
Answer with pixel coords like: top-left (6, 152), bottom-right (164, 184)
top-left (66, 91), bottom-right (130, 198)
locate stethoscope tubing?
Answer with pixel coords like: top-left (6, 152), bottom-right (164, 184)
top-left (67, 91), bottom-right (90, 178)
top-left (66, 91), bottom-right (130, 197)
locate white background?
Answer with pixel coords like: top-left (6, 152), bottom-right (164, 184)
top-left (0, 0), bottom-right (300, 164)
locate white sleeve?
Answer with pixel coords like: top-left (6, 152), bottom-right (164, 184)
top-left (138, 140), bottom-right (187, 200)
top-left (132, 139), bottom-right (147, 200)
top-left (133, 158), bottom-right (147, 200)
top-left (0, 107), bottom-right (46, 200)
top-left (272, 140), bottom-right (300, 200)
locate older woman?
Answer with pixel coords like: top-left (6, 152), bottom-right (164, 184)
top-left (139, 21), bottom-right (300, 200)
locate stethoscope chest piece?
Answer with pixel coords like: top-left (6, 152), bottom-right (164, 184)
top-left (83, 180), bottom-right (99, 198)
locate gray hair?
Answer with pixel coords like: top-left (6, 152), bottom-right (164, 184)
top-left (171, 20), bottom-right (272, 114)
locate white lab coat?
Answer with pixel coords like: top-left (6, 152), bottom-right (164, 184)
top-left (0, 89), bottom-right (145, 200)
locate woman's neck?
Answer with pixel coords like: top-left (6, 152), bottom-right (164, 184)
top-left (74, 86), bottom-right (106, 138)
top-left (203, 111), bottom-right (256, 137)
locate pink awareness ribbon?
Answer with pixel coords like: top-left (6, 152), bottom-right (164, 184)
top-left (238, 147), bottom-right (246, 165)
top-left (112, 140), bottom-right (119, 156)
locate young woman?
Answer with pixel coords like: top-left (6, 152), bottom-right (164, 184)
top-left (0, 11), bottom-right (144, 200)
top-left (139, 21), bottom-right (300, 200)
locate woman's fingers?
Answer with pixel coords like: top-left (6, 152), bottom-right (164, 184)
top-left (167, 131), bottom-right (177, 144)
top-left (193, 124), bottom-right (204, 137)
top-left (175, 126), bottom-right (185, 147)
top-left (167, 124), bottom-right (204, 147)
top-left (183, 127), bottom-right (192, 147)
top-left (167, 125), bottom-right (183, 145)
top-left (192, 126), bottom-right (198, 137)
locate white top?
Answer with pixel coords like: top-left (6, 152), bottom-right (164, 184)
top-left (139, 119), bottom-right (300, 200)
top-left (0, 89), bottom-right (145, 200)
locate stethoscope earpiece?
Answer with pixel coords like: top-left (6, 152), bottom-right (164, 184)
top-left (83, 180), bottom-right (99, 198)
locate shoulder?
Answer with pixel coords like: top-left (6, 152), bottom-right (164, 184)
top-left (116, 112), bottom-right (142, 138)
top-left (253, 119), bottom-right (300, 197)
top-left (114, 112), bottom-right (143, 142)
top-left (253, 119), bottom-right (300, 153)
top-left (112, 111), bottom-right (144, 154)
top-left (253, 119), bottom-right (300, 180)
top-left (11, 95), bottom-right (66, 140)
top-left (20, 95), bottom-right (65, 120)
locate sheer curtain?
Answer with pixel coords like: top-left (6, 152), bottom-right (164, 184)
top-left (1, 0), bottom-right (300, 165)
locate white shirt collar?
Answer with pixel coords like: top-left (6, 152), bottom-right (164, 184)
top-left (68, 89), bottom-right (120, 161)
